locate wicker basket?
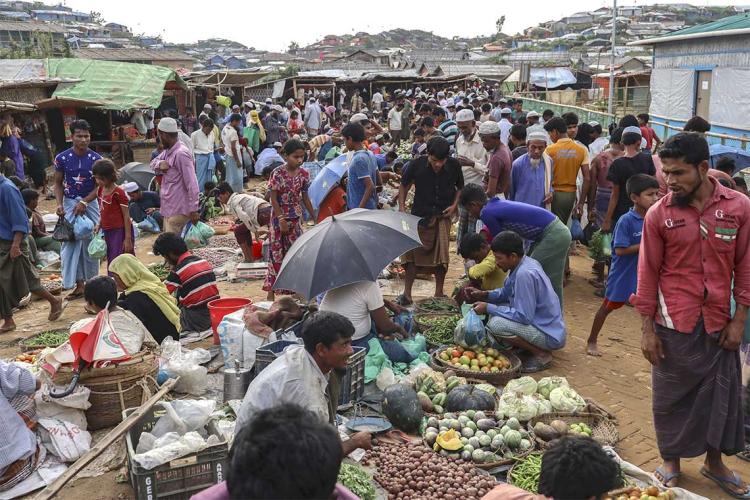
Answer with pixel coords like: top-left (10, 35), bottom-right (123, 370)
top-left (211, 224), bottom-right (232, 235)
top-left (507, 453), bottom-right (543, 491)
top-left (52, 350), bottom-right (159, 430)
top-left (584, 398), bottom-right (617, 422)
top-left (414, 297), bottom-right (459, 315)
top-left (414, 313), bottom-right (460, 335)
top-left (527, 412), bottom-right (619, 449)
top-left (429, 348), bottom-right (522, 386)
top-left (422, 436), bottom-right (535, 470)
top-left (19, 329), bottom-right (69, 352)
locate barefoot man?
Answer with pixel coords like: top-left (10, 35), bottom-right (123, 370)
top-left (633, 133), bottom-right (749, 496)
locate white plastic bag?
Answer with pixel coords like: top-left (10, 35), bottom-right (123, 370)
top-left (217, 308), bottom-right (279, 370)
top-left (159, 337), bottom-right (210, 395)
top-left (132, 431), bottom-right (219, 470)
top-left (34, 384), bottom-right (91, 430)
top-left (149, 399), bottom-right (217, 439)
top-left (37, 251), bottom-right (60, 268)
top-left (38, 417), bottom-right (92, 463)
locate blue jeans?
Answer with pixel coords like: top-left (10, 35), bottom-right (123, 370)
top-left (353, 328), bottom-right (415, 364)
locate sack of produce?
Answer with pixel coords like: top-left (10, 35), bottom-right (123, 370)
top-left (87, 231), bottom-right (107, 260)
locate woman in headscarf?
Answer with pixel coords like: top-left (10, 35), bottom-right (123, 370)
top-left (109, 254), bottom-right (180, 343)
top-left (243, 110), bottom-right (266, 156)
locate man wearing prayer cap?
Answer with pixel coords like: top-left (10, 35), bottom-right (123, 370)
top-left (498, 108), bottom-right (513, 146)
top-left (526, 110), bottom-right (540, 126)
top-left (454, 108), bottom-right (489, 252)
top-left (479, 120), bottom-right (513, 200)
top-left (508, 130), bottom-right (553, 210)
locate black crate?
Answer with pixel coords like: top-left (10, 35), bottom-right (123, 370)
top-left (123, 407), bottom-right (229, 500)
top-left (254, 340), bottom-right (366, 407)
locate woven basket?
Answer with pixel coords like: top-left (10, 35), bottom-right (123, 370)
top-left (422, 435), bottom-right (535, 470)
top-left (507, 453), bottom-right (543, 491)
top-left (52, 350), bottom-right (159, 430)
top-left (430, 348), bottom-right (522, 386)
top-left (19, 329), bottom-right (69, 352)
top-left (527, 412), bottom-right (619, 449)
top-left (422, 379), bottom-right (501, 417)
top-left (414, 297), bottom-right (459, 315)
top-left (584, 398), bottom-right (617, 422)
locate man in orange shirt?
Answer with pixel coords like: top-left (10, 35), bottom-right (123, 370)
top-left (543, 116), bottom-right (590, 224)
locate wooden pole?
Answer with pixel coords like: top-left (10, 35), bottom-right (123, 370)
top-left (33, 378), bottom-right (178, 500)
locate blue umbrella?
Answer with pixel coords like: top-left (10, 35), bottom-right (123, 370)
top-left (307, 154), bottom-right (350, 209)
top-left (273, 209), bottom-right (422, 299)
top-left (709, 144), bottom-right (750, 174)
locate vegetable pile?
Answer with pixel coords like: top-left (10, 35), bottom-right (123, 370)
top-left (337, 463), bottom-right (376, 500)
top-left (438, 345), bottom-right (512, 374)
top-left (496, 376), bottom-right (587, 421)
top-left (508, 453), bottom-right (542, 493)
top-left (395, 142), bottom-right (414, 160)
top-left (148, 262), bottom-right (171, 280)
top-left (21, 330), bottom-right (68, 348)
top-left (604, 486), bottom-right (676, 500)
top-left (416, 298), bottom-right (459, 314)
top-left (207, 234), bottom-right (240, 249)
top-left (15, 353), bottom-right (37, 364)
top-left (363, 441), bottom-right (496, 499)
top-left (424, 413), bottom-right (533, 465)
top-left (192, 247), bottom-right (239, 268)
top-left (419, 315), bottom-right (460, 345)
top-left (532, 419), bottom-right (592, 444)
top-left (414, 370), bottom-right (466, 414)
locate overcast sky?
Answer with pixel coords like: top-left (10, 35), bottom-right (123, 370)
top-left (61, 0), bottom-right (744, 52)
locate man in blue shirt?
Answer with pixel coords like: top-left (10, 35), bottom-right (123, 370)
top-left (470, 231), bottom-right (566, 373)
top-left (460, 184), bottom-right (571, 306)
top-left (342, 123), bottom-right (378, 210)
top-left (0, 175), bottom-right (63, 332)
top-left (254, 142), bottom-right (284, 177)
top-left (586, 174), bottom-right (658, 357)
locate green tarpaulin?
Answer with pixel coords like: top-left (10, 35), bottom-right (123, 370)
top-left (45, 58), bottom-right (186, 111)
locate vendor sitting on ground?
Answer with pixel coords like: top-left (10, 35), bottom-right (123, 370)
top-left (215, 182), bottom-right (271, 262)
top-left (455, 233), bottom-right (507, 305)
top-left (192, 404), bottom-right (358, 500)
top-left (468, 231), bottom-right (566, 373)
top-left (22, 189), bottom-right (60, 255)
top-left (0, 360), bottom-right (42, 492)
top-left (153, 232), bottom-right (220, 333)
top-left (109, 254), bottom-right (181, 343)
top-left (236, 311), bottom-right (371, 456)
top-left (320, 280), bottom-right (414, 364)
top-left (76, 276), bottom-right (157, 354)
top-left (123, 182), bottom-right (163, 230)
top-left (482, 436), bottom-right (620, 500)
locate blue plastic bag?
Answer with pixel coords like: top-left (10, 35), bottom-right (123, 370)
top-left (72, 215), bottom-right (94, 240)
top-left (570, 218), bottom-right (584, 241)
top-left (87, 231), bottom-right (107, 260)
top-left (455, 309), bottom-right (486, 348)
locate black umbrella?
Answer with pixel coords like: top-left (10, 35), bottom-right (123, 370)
top-left (120, 162), bottom-right (156, 191)
top-left (273, 209), bottom-right (423, 299)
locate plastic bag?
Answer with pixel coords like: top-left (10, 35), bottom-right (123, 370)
top-left (38, 417), bottom-right (91, 463)
top-left (73, 215), bottom-right (94, 240)
top-left (132, 431), bottom-right (218, 470)
top-left (602, 232), bottom-right (613, 257)
top-left (582, 221), bottom-right (599, 246)
top-left (181, 221), bottom-right (215, 249)
top-left (87, 231), bottom-right (107, 260)
top-left (217, 307), bottom-right (278, 370)
top-left (36, 251), bottom-right (60, 268)
top-left (35, 384), bottom-right (91, 430)
top-left (137, 215), bottom-right (161, 234)
top-left (150, 399), bottom-right (217, 438)
top-left (570, 218), bottom-right (584, 241)
top-left (454, 309), bottom-right (486, 348)
top-left (51, 217), bottom-right (75, 242)
top-left (399, 334), bottom-right (427, 358)
top-left (159, 337), bottom-right (211, 395)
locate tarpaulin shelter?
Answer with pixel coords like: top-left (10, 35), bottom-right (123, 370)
top-left (45, 58), bottom-right (187, 110)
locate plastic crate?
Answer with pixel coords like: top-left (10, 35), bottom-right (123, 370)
top-left (254, 340), bottom-right (366, 407)
top-left (123, 406), bottom-right (229, 500)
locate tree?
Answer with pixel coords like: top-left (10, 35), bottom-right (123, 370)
top-left (496, 16), bottom-right (506, 34)
top-left (89, 11), bottom-right (105, 24)
top-left (288, 41), bottom-right (299, 53)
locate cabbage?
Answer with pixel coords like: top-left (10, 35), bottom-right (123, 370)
top-left (504, 376), bottom-right (538, 396)
top-left (535, 396), bottom-right (553, 416)
top-left (505, 395), bottom-right (538, 421)
top-left (536, 376), bottom-right (569, 399)
top-left (549, 387), bottom-right (586, 413)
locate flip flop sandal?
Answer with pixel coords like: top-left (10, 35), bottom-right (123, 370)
top-left (654, 466), bottom-right (682, 487)
top-left (48, 300), bottom-right (68, 322)
top-left (65, 290), bottom-right (84, 301)
top-left (701, 467), bottom-right (750, 499)
top-left (520, 357), bottom-right (552, 373)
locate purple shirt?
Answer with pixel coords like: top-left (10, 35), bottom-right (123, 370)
top-left (54, 147), bottom-right (102, 199)
top-left (189, 481), bottom-right (359, 500)
top-left (150, 141), bottom-right (200, 217)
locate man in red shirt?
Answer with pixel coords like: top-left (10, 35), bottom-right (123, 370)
top-left (153, 232), bottom-right (220, 333)
top-left (638, 113), bottom-right (661, 152)
top-left (633, 133), bottom-right (749, 496)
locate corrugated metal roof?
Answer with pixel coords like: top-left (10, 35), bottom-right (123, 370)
top-left (671, 12), bottom-right (750, 35)
top-left (438, 64), bottom-right (513, 77)
top-left (0, 19), bottom-right (65, 32)
top-left (72, 48), bottom-right (193, 62)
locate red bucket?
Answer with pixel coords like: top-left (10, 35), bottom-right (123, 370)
top-left (207, 297), bottom-right (253, 344)
top-left (251, 240), bottom-right (263, 260)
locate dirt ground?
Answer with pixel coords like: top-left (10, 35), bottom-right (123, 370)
top-left (2, 196), bottom-right (748, 499)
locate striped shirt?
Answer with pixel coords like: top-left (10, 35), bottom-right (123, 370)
top-left (164, 252), bottom-right (220, 308)
top-left (437, 120), bottom-right (458, 146)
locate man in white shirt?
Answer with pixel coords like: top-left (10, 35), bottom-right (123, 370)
top-left (191, 118), bottom-right (216, 191)
top-left (320, 280), bottom-right (413, 363)
top-left (221, 114), bottom-right (244, 193)
top-left (387, 101), bottom-right (404, 145)
top-left (304, 98), bottom-right (322, 136)
top-left (371, 90), bottom-right (383, 115)
top-left (455, 108), bottom-right (488, 186)
top-left (235, 312), bottom-right (372, 456)
top-left (498, 108), bottom-right (513, 146)
top-left (588, 121), bottom-right (609, 159)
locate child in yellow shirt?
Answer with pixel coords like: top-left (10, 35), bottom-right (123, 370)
top-left (455, 233), bottom-right (507, 305)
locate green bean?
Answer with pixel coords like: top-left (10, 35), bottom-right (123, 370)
top-left (419, 315), bottom-right (460, 345)
top-left (22, 330), bottom-right (69, 347)
top-left (338, 463), bottom-right (375, 500)
top-left (509, 453), bottom-right (543, 493)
